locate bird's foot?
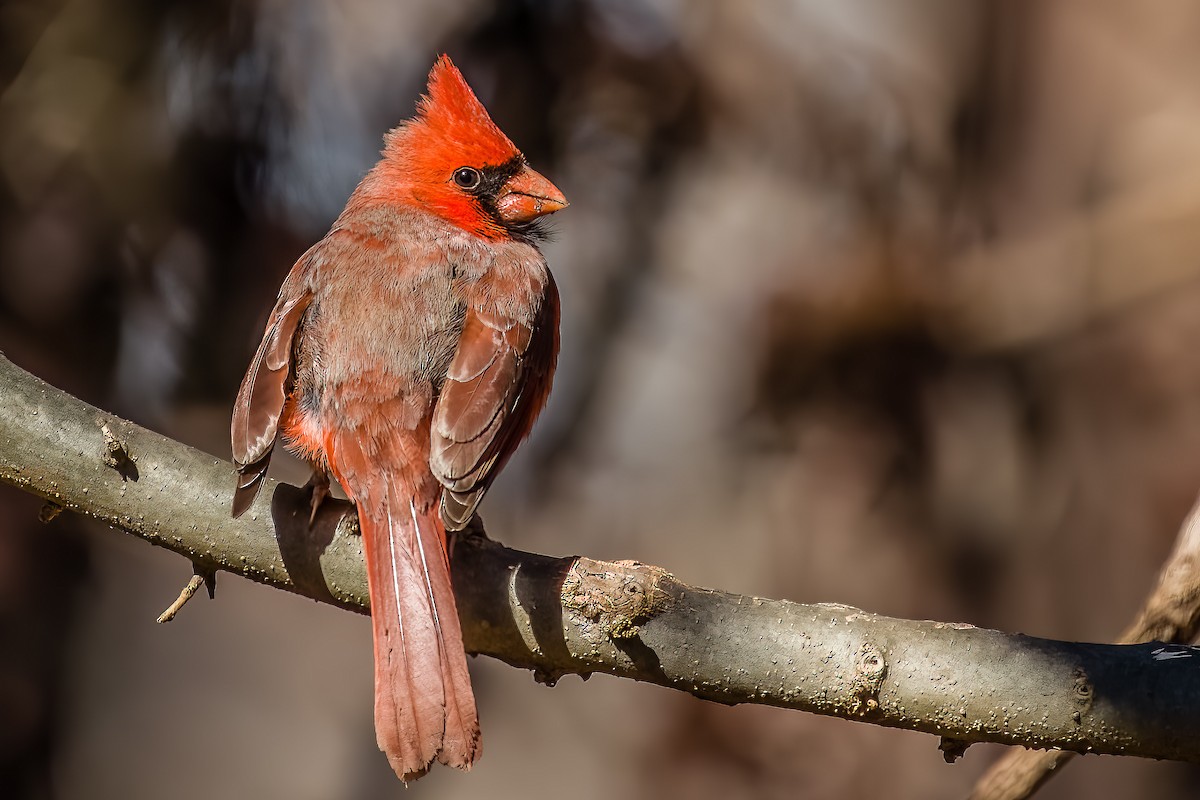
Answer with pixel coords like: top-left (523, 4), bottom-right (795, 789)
top-left (306, 471), bottom-right (332, 526)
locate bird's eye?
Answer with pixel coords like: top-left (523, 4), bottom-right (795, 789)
top-left (452, 167), bottom-right (481, 190)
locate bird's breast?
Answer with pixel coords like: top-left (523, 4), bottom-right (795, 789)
top-left (289, 207), bottom-right (550, 437)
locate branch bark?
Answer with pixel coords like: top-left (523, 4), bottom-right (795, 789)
top-left (2, 351), bottom-right (1200, 765)
top-left (969, 495), bottom-right (1200, 799)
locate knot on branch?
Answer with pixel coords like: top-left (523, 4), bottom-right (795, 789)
top-left (99, 420), bottom-right (138, 481)
top-left (562, 558), bottom-right (672, 640)
top-left (1071, 667), bottom-right (1093, 722)
top-left (849, 642), bottom-right (888, 715)
top-left (39, 501), bottom-right (63, 523)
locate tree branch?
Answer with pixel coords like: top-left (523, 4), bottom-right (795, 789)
top-left (969, 494), bottom-right (1200, 799)
top-left (2, 351), bottom-right (1200, 764)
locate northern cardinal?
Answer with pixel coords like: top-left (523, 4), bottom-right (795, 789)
top-left (229, 55), bottom-right (566, 779)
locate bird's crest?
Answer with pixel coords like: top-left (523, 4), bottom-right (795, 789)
top-left (384, 55), bottom-right (520, 175)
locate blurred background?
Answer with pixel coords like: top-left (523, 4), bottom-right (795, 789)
top-left (3, 1), bottom-right (1200, 798)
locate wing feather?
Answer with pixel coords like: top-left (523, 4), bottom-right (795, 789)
top-left (431, 278), bottom-right (560, 530)
top-left (230, 280), bottom-right (313, 517)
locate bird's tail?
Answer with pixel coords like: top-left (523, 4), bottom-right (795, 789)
top-left (356, 473), bottom-right (481, 779)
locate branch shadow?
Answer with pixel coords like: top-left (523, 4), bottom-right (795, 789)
top-left (270, 482), bottom-right (356, 608)
top-left (613, 635), bottom-right (666, 682)
top-left (451, 523), bottom-right (578, 673)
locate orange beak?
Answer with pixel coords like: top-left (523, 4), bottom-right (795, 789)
top-left (495, 166), bottom-right (568, 223)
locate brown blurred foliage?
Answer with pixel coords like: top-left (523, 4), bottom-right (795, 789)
top-left (2, 1), bottom-right (1200, 798)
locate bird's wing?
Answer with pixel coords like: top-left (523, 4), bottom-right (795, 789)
top-left (230, 276), bottom-right (313, 517)
top-left (430, 277), bottom-right (559, 530)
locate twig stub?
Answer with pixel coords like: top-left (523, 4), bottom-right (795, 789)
top-left (99, 420), bottom-right (139, 481)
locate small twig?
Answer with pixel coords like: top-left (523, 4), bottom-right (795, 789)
top-left (969, 493), bottom-right (1200, 800)
top-left (156, 566), bottom-right (217, 623)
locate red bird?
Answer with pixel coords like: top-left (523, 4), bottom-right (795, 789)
top-left (229, 55), bottom-right (566, 779)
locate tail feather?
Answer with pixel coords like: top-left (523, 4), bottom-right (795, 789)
top-left (405, 497), bottom-right (480, 768)
top-left (358, 477), bottom-right (480, 779)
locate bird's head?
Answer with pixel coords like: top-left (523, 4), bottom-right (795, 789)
top-left (370, 55), bottom-right (567, 241)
